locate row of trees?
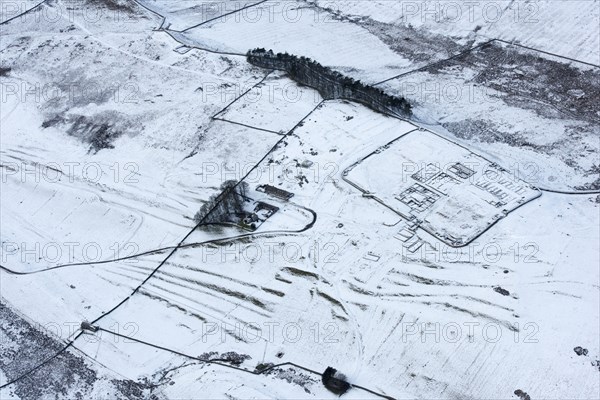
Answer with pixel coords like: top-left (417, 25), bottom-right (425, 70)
top-left (247, 49), bottom-right (411, 117)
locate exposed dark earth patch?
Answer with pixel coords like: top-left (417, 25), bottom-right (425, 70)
top-left (437, 41), bottom-right (600, 124)
top-left (42, 111), bottom-right (142, 153)
top-left (359, 18), bottom-right (469, 66)
top-left (384, 40), bottom-right (600, 191)
top-left (265, 367), bottom-right (317, 394)
top-left (198, 351), bottom-right (251, 366)
top-left (254, 362), bottom-right (316, 393)
top-left (85, 0), bottom-right (137, 13)
top-left (307, 2), bottom-right (471, 67)
top-left (0, 302), bottom-right (95, 399)
top-left (0, 301), bottom-right (164, 399)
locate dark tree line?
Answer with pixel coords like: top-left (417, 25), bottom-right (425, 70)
top-left (194, 180), bottom-right (249, 224)
top-left (247, 48), bottom-right (411, 117)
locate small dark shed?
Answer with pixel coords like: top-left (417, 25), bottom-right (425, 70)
top-left (81, 321), bottom-right (99, 333)
top-left (322, 367), bottom-right (351, 395)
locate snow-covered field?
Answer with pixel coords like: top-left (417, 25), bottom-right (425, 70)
top-left (345, 128), bottom-right (541, 246)
top-left (178, 1), bottom-right (416, 83)
top-left (1, 0), bottom-right (598, 399)
top-left (215, 71), bottom-right (323, 134)
top-left (138, 0), bottom-right (266, 31)
top-left (312, 0), bottom-right (600, 66)
top-left (380, 40), bottom-right (600, 192)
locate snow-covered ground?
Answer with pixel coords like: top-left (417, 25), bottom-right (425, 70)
top-left (312, 0), bottom-right (600, 66)
top-left (345, 128), bottom-right (541, 246)
top-left (215, 71), bottom-right (323, 134)
top-left (380, 40), bottom-right (600, 192)
top-left (1, 0), bottom-right (598, 399)
top-left (178, 1), bottom-right (416, 83)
